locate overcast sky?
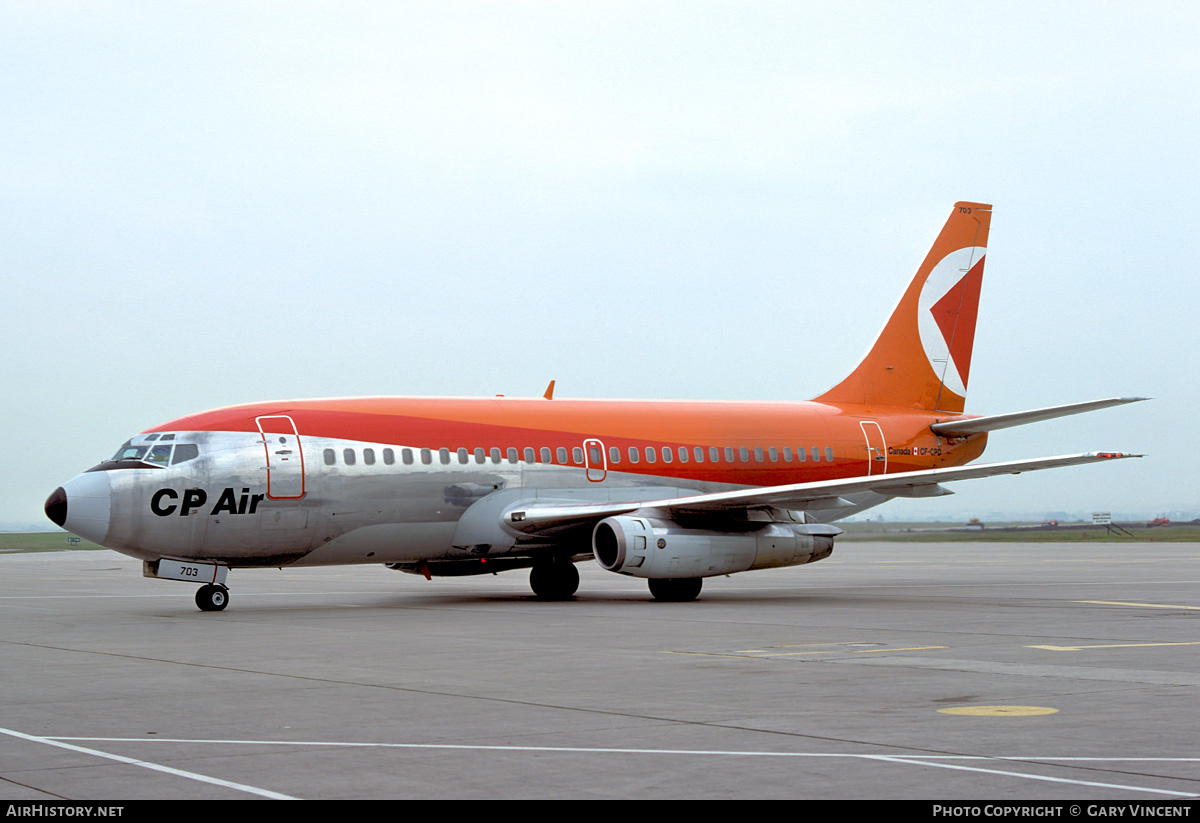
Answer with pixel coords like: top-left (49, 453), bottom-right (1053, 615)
top-left (3, 2), bottom-right (1197, 527)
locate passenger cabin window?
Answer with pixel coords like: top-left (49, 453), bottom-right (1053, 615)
top-left (825, 447), bottom-right (835, 462)
top-left (474, 447), bottom-right (485, 464)
top-left (739, 447), bottom-right (750, 462)
top-left (506, 448), bottom-right (517, 463)
top-left (343, 448), bottom-right (356, 465)
top-left (811, 447), bottom-right (820, 462)
top-left (439, 448), bottom-right (450, 465)
top-left (678, 447), bottom-right (688, 463)
top-left (457, 448), bottom-right (469, 464)
top-left (724, 447), bottom-right (734, 462)
top-left (556, 447), bottom-right (568, 464)
top-left (572, 447), bottom-right (583, 464)
top-left (421, 449), bottom-right (432, 465)
top-left (782, 447), bottom-right (793, 462)
top-left (608, 446), bottom-right (620, 463)
top-left (323, 448), bottom-right (336, 466)
top-left (541, 447), bottom-right (551, 463)
top-left (384, 448), bottom-right (395, 465)
top-left (662, 447), bottom-right (673, 463)
top-left (796, 447), bottom-right (806, 462)
top-left (695, 447), bottom-right (705, 463)
top-left (363, 448), bottom-right (376, 465)
top-left (708, 447), bottom-right (718, 462)
top-left (628, 447), bottom-right (640, 463)
top-left (645, 447), bottom-right (657, 464)
top-left (524, 447), bottom-right (535, 463)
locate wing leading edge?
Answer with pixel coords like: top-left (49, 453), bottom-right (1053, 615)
top-left (505, 451), bottom-right (1142, 538)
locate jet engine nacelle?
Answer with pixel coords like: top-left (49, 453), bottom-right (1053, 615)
top-left (592, 515), bottom-right (834, 579)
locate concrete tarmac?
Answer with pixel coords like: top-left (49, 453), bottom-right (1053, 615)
top-left (2, 542), bottom-right (1199, 800)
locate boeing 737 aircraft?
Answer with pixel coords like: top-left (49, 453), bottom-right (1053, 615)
top-left (45, 202), bottom-right (1143, 610)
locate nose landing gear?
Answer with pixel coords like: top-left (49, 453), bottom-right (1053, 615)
top-left (195, 584), bottom-right (230, 612)
top-left (142, 558), bottom-right (232, 612)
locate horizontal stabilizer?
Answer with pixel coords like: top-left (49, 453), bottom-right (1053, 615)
top-left (930, 397), bottom-right (1148, 437)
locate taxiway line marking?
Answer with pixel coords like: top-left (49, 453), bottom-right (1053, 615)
top-left (45, 736), bottom-right (1197, 797)
top-left (864, 754), bottom-right (1195, 797)
top-left (0, 727), bottom-right (295, 800)
top-left (747, 646), bottom-right (949, 657)
top-left (688, 646), bottom-right (948, 658)
top-left (736, 642), bottom-right (861, 652)
top-left (1076, 600), bottom-right (1200, 611)
top-left (1029, 641), bottom-right (1200, 652)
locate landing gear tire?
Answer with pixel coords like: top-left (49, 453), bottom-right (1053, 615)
top-left (529, 558), bottom-right (579, 600)
top-left (196, 584), bottom-right (229, 612)
top-left (648, 578), bottom-right (702, 602)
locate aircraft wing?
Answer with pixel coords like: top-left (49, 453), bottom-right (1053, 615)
top-left (505, 452), bottom-right (1141, 537)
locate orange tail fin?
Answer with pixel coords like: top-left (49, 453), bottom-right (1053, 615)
top-left (815, 201), bottom-right (992, 413)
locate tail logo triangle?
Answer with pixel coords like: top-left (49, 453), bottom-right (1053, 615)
top-left (917, 247), bottom-right (987, 400)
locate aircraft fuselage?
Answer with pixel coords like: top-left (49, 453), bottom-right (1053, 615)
top-left (58, 396), bottom-right (983, 568)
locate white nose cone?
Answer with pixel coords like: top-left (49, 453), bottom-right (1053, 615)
top-left (60, 472), bottom-right (112, 545)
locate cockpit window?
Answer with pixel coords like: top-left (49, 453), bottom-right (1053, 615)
top-left (171, 444), bottom-right (199, 464)
top-left (146, 445), bottom-right (173, 466)
top-left (112, 442), bottom-right (148, 461)
top-left (101, 439), bottom-right (199, 468)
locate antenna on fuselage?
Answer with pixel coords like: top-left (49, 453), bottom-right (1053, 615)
top-left (543, 380), bottom-right (556, 400)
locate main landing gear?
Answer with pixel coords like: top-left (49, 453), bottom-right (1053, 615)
top-left (529, 556), bottom-right (579, 600)
top-left (195, 584), bottom-right (230, 612)
top-left (527, 558), bottom-right (704, 603)
top-left (648, 578), bottom-right (703, 602)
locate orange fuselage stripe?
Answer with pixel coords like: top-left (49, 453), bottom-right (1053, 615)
top-left (148, 397), bottom-right (987, 487)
